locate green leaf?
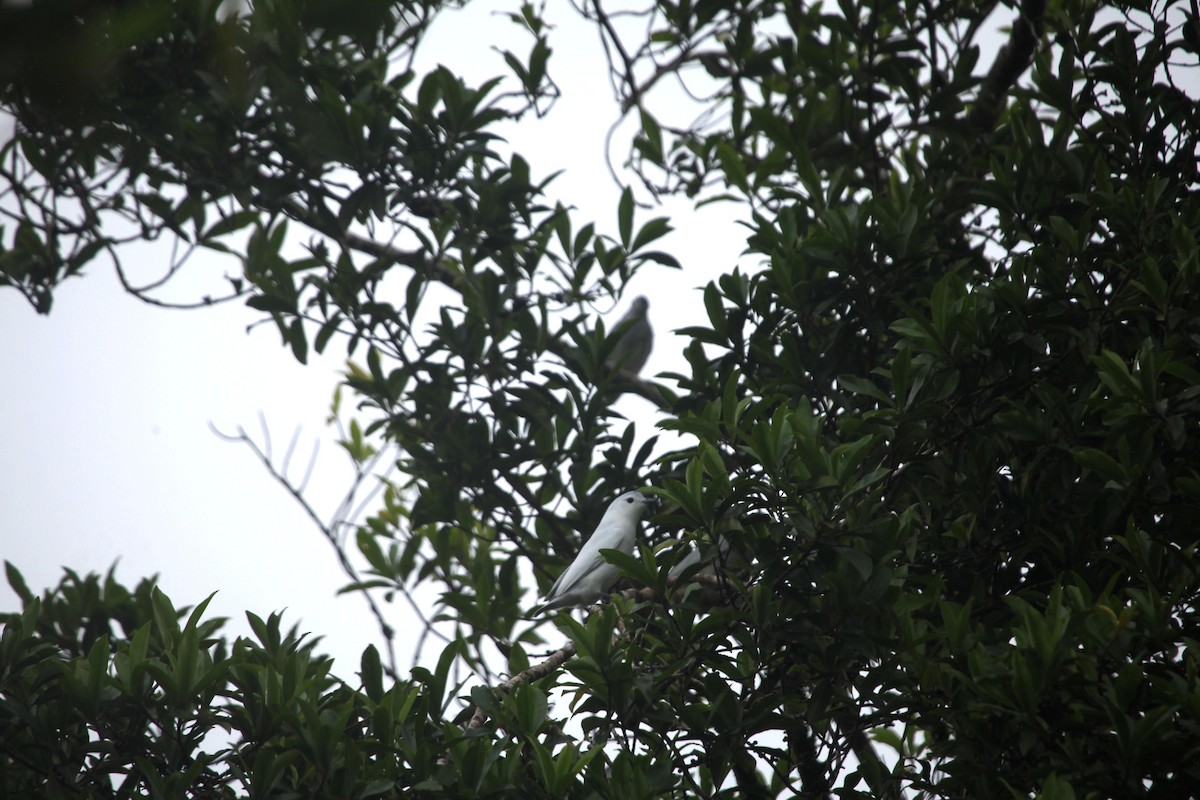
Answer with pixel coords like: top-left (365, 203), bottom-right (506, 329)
top-left (834, 546), bottom-right (873, 580)
top-left (630, 217), bottom-right (672, 253)
top-left (1073, 447), bottom-right (1127, 483)
top-left (314, 313), bottom-right (343, 354)
top-left (637, 109), bottom-right (663, 165)
top-left (246, 295), bottom-right (295, 314)
top-left (838, 374), bottom-right (890, 404)
top-left (151, 587), bottom-right (181, 644)
top-left (716, 141), bottom-right (748, 191)
top-left (618, 186), bottom-right (634, 249)
top-left (512, 682), bottom-right (548, 732)
top-left (288, 317), bottom-right (308, 364)
top-left (361, 644), bottom-right (384, 702)
top-left (4, 561), bottom-right (32, 604)
top-left (201, 210), bottom-right (260, 242)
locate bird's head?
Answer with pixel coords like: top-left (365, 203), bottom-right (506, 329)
top-left (608, 490), bottom-right (657, 520)
top-left (631, 296), bottom-right (649, 314)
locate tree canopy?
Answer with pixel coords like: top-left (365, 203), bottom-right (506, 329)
top-left (2, 0), bottom-right (1199, 797)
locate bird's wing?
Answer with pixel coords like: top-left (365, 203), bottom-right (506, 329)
top-left (668, 543), bottom-right (701, 578)
top-left (543, 518), bottom-right (634, 603)
top-left (543, 549), bottom-right (604, 602)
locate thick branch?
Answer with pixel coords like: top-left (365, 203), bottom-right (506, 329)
top-left (280, 198), bottom-right (460, 286)
top-left (967, 0), bottom-right (1048, 132)
top-left (465, 641), bottom-right (578, 730)
top-left (834, 707), bottom-right (900, 800)
top-left (627, 572), bottom-right (735, 603)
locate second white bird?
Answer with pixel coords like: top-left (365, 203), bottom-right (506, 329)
top-left (605, 296), bottom-right (653, 377)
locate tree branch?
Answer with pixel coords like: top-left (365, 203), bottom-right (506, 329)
top-left (279, 197), bottom-right (460, 286)
top-left (834, 706), bottom-right (900, 800)
top-left (967, 0), bottom-right (1048, 132)
top-left (465, 641), bottom-right (579, 731)
top-left (627, 572), bottom-right (735, 603)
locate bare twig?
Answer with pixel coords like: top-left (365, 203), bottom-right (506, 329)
top-left (210, 420), bottom-right (401, 679)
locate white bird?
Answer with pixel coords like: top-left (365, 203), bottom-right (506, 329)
top-left (668, 537), bottom-right (732, 579)
top-left (535, 491), bottom-right (656, 614)
top-left (668, 543), bottom-right (704, 578)
top-left (604, 296), bottom-right (653, 377)
top-left (667, 505), bottom-right (743, 579)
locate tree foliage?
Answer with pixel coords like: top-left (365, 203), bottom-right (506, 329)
top-left (3, 0), bottom-right (1199, 797)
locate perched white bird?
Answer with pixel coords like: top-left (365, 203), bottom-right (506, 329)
top-left (667, 505), bottom-right (743, 579)
top-left (668, 537), bottom-right (733, 579)
top-left (604, 296), bottom-right (653, 377)
top-left (535, 491), bottom-right (656, 614)
top-left (668, 543), bottom-right (704, 578)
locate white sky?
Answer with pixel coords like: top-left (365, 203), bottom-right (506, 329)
top-left (0, 1), bottom-right (746, 675)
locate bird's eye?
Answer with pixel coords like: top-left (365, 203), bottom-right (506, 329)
top-left (626, 497), bottom-right (634, 503)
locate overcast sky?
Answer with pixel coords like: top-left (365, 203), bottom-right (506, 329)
top-left (0, 2), bottom-right (746, 675)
